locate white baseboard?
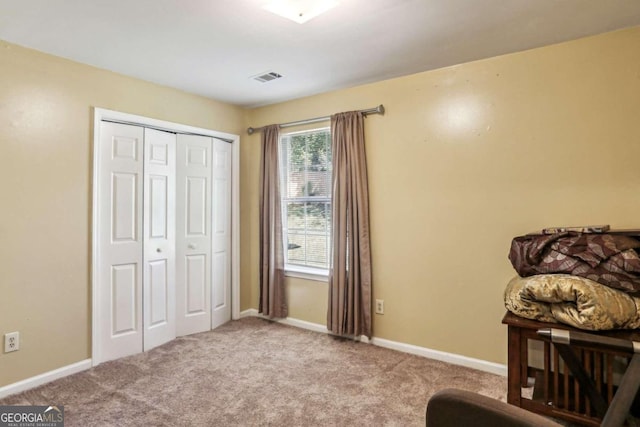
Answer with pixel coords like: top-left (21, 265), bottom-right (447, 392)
top-left (238, 309), bottom-right (507, 377)
top-left (0, 359), bottom-right (92, 399)
top-left (369, 337), bottom-right (506, 376)
top-left (239, 308), bottom-right (259, 318)
top-left (278, 316), bottom-right (330, 334)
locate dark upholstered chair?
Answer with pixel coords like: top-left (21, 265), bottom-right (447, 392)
top-left (425, 389), bottom-right (562, 427)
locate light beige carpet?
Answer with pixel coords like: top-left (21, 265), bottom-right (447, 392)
top-left (1, 317), bottom-right (507, 426)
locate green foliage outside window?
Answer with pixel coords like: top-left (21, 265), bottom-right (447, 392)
top-left (280, 129), bottom-right (332, 269)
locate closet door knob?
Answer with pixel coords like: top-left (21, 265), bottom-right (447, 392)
top-left (188, 244), bottom-right (196, 249)
top-left (156, 248), bottom-right (162, 253)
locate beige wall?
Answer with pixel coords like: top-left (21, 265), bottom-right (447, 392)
top-left (2, 25), bottom-right (639, 389)
top-left (0, 41), bottom-right (245, 387)
top-left (243, 27), bottom-right (640, 364)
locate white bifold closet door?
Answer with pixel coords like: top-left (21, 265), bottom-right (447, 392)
top-left (176, 134), bottom-right (212, 335)
top-left (175, 135), bottom-right (232, 335)
top-left (211, 138), bottom-right (232, 329)
top-left (98, 123), bottom-right (176, 361)
top-left (98, 122), bottom-right (231, 363)
top-left (142, 129), bottom-right (176, 351)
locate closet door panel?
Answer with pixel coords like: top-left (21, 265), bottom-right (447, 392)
top-left (149, 176), bottom-right (168, 238)
top-left (186, 254), bottom-right (207, 313)
top-left (111, 173), bottom-right (138, 241)
top-left (176, 134), bottom-right (212, 336)
top-left (148, 259), bottom-right (168, 325)
top-left (98, 122), bottom-right (144, 362)
top-left (186, 177), bottom-right (207, 235)
top-left (143, 129), bottom-right (176, 351)
top-left (111, 263), bottom-right (137, 334)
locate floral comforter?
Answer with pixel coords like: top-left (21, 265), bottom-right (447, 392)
top-left (504, 274), bottom-right (640, 330)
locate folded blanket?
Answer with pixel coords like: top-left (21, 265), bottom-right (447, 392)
top-left (504, 274), bottom-right (640, 330)
top-left (509, 232), bottom-right (640, 294)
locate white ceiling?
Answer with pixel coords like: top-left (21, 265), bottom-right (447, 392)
top-left (1, 0), bottom-right (639, 108)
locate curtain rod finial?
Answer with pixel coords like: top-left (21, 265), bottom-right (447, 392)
top-left (377, 104), bottom-right (385, 115)
top-left (247, 127), bottom-right (255, 135)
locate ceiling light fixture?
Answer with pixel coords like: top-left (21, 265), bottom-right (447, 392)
top-left (263, 0), bottom-right (339, 24)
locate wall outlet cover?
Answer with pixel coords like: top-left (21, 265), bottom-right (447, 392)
top-left (4, 331), bottom-right (19, 353)
top-left (375, 299), bottom-right (384, 315)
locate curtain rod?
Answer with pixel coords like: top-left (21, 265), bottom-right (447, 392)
top-left (246, 104), bottom-right (385, 135)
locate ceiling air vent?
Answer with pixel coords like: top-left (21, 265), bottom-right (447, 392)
top-left (252, 71), bottom-right (283, 83)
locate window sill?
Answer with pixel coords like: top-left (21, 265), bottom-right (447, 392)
top-left (284, 265), bottom-right (329, 282)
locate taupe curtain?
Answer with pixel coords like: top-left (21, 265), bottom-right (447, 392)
top-left (259, 124), bottom-right (287, 318)
top-left (327, 111), bottom-right (372, 338)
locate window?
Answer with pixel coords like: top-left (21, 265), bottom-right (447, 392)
top-left (279, 128), bottom-right (331, 277)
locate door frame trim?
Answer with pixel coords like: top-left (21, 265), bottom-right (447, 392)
top-left (91, 107), bottom-right (241, 366)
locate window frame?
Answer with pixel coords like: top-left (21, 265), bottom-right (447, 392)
top-left (279, 127), bottom-right (332, 281)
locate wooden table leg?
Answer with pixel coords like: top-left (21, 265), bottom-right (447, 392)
top-left (508, 325), bottom-right (522, 406)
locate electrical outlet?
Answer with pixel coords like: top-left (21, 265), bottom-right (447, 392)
top-left (375, 299), bottom-right (384, 315)
top-left (4, 332), bottom-right (19, 353)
